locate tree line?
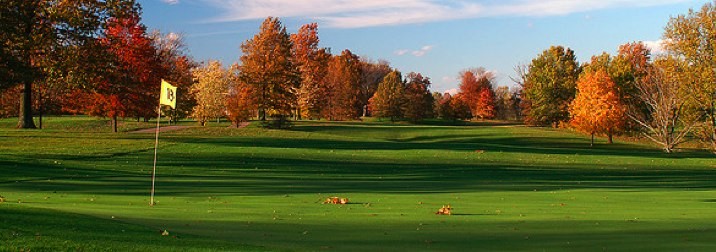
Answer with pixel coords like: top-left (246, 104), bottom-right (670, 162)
top-left (517, 2), bottom-right (716, 153)
top-left (192, 17), bottom-right (520, 127)
top-left (1, 1), bottom-right (714, 153)
top-left (1, 0), bottom-right (195, 132)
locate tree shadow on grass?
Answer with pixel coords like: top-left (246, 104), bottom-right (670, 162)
top-left (3, 153), bottom-right (716, 197)
top-left (164, 133), bottom-right (712, 159)
top-left (0, 204), bottom-right (259, 251)
top-left (3, 123), bottom-right (714, 196)
top-left (119, 216), bottom-right (716, 251)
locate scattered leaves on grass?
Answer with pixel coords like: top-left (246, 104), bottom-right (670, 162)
top-left (436, 205), bottom-right (452, 215)
top-left (323, 197), bottom-right (348, 204)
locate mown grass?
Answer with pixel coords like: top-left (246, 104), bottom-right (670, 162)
top-left (1, 116), bottom-right (715, 251)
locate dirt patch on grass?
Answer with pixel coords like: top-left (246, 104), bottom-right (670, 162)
top-left (228, 121), bottom-right (251, 129)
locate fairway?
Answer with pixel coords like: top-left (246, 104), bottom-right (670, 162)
top-left (2, 117), bottom-right (716, 251)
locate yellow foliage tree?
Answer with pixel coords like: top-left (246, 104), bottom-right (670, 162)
top-left (190, 60), bottom-right (229, 126)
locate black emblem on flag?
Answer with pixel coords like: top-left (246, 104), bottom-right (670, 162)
top-left (167, 88), bottom-right (175, 102)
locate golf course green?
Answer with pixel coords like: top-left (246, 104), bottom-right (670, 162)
top-left (1, 116), bottom-right (715, 251)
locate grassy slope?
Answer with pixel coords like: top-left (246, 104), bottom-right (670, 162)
top-left (1, 117), bottom-right (716, 251)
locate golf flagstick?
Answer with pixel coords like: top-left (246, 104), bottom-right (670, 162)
top-left (150, 104), bottom-right (161, 206)
top-left (151, 80), bottom-right (177, 206)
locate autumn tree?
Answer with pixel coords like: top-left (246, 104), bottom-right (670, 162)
top-left (191, 60), bottom-right (230, 126)
top-left (569, 70), bottom-right (626, 146)
top-left (0, 0), bottom-right (127, 128)
top-left (436, 93), bottom-right (471, 122)
top-left (226, 64), bottom-right (256, 127)
top-left (323, 50), bottom-right (362, 120)
top-left (402, 72), bottom-right (434, 122)
top-left (152, 31), bottom-right (197, 124)
top-left (0, 87), bottom-right (21, 118)
top-left (459, 68), bottom-right (495, 120)
top-left (664, 1), bottom-right (716, 153)
top-left (239, 17), bottom-right (299, 125)
top-left (494, 86), bottom-right (521, 120)
top-left (614, 42), bottom-right (651, 125)
top-left (581, 44), bottom-right (652, 133)
top-left (90, 11), bottom-right (160, 132)
top-left (369, 70), bottom-right (404, 121)
top-left (435, 93), bottom-right (453, 120)
top-left (291, 23), bottom-right (330, 120)
top-left (359, 58), bottom-right (392, 117)
top-left (523, 46), bottom-right (581, 127)
top-left (630, 58), bottom-right (696, 153)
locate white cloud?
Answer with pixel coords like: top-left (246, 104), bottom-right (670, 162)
top-left (441, 76), bottom-right (456, 83)
top-left (162, 0), bottom-right (180, 5)
top-left (444, 88), bottom-right (459, 95)
top-left (643, 39), bottom-right (668, 55)
top-left (411, 45), bottom-right (434, 57)
top-left (396, 45), bottom-right (434, 57)
top-left (200, 0), bottom-right (690, 28)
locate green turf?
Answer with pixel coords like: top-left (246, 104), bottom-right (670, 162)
top-left (1, 116), bottom-right (715, 251)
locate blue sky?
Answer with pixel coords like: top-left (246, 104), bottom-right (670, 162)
top-left (139, 0), bottom-right (710, 93)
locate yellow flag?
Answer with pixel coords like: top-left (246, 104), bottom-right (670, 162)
top-left (160, 79), bottom-right (177, 109)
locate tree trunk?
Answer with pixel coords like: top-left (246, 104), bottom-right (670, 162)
top-left (17, 80), bottom-right (36, 129)
top-left (38, 107), bottom-right (42, 129)
top-left (590, 132), bottom-right (594, 147)
top-left (111, 115), bottom-right (118, 133)
top-left (37, 88), bottom-right (43, 129)
top-left (37, 98), bottom-right (43, 129)
top-left (607, 129), bottom-right (613, 144)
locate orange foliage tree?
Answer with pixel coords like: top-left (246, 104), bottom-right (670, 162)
top-left (291, 23), bottom-right (330, 120)
top-left (323, 50), bottom-right (362, 120)
top-left (226, 64), bottom-right (256, 127)
top-left (459, 68), bottom-right (495, 119)
top-left (569, 70), bottom-right (626, 146)
top-left (239, 17), bottom-right (299, 124)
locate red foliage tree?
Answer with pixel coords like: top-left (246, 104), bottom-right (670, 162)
top-left (459, 68), bottom-right (495, 119)
top-left (87, 14), bottom-right (160, 132)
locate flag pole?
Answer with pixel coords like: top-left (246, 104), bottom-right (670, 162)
top-left (150, 104), bottom-right (161, 206)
